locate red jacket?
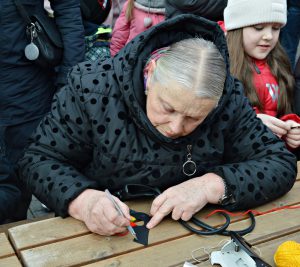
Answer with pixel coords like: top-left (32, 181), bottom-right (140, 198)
top-left (252, 59), bottom-right (279, 117)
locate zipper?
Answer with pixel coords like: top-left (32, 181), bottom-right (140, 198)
top-left (253, 62), bottom-right (261, 74)
top-left (182, 144), bottom-right (197, 176)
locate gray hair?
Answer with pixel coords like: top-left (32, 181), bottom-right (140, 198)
top-left (150, 38), bottom-right (226, 101)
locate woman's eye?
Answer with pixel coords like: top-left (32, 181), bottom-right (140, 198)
top-left (187, 116), bottom-right (199, 122)
top-left (163, 106), bottom-right (173, 113)
top-left (162, 103), bottom-right (174, 113)
top-left (165, 108), bottom-right (174, 113)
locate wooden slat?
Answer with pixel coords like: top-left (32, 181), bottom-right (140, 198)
top-left (0, 233), bottom-right (21, 267)
top-left (84, 235), bottom-right (225, 267)
top-left (0, 256), bottom-right (22, 267)
top-left (8, 216), bottom-right (87, 251)
top-left (0, 233), bottom-right (15, 258)
top-left (84, 208), bottom-right (300, 267)
top-left (0, 214), bottom-right (55, 234)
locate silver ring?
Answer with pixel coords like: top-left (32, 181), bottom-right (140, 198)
top-left (183, 160), bottom-right (196, 176)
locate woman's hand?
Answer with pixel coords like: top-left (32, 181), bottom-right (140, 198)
top-left (68, 189), bottom-right (131, 236)
top-left (257, 114), bottom-right (290, 138)
top-left (285, 120), bottom-right (300, 149)
top-left (146, 173), bottom-right (225, 229)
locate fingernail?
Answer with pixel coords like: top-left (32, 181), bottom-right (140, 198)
top-left (146, 223), bottom-right (151, 229)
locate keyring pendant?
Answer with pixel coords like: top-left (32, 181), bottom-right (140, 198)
top-left (25, 42), bottom-right (39, 60)
top-left (25, 23), bottom-right (39, 61)
top-left (182, 145), bottom-right (196, 176)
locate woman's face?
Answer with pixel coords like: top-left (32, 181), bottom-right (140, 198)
top-left (242, 23), bottom-right (281, 60)
top-left (146, 81), bottom-right (217, 139)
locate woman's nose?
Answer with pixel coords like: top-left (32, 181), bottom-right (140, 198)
top-left (169, 117), bottom-right (184, 136)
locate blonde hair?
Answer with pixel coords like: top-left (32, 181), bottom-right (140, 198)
top-left (149, 38), bottom-right (226, 101)
top-left (227, 28), bottom-right (294, 116)
top-left (125, 0), bottom-right (135, 21)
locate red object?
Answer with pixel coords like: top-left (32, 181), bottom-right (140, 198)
top-left (114, 221), bottom-right (137, 237)
top-left (280, 113), bottom-right (300, 124)
top-left (217, 21), bottom-right (226, 32)
top-left (280, 113), bottom-right (300, 150)
top-left (115, 230), bottom-right (129, 236)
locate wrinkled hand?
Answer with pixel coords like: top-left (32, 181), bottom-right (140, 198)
top-left (68, 189), bottom-right (131, 236)
top-left (257, 114), bottom-right (290, 138)
top-left (285, 120), bottom-right (300, 149)
top-left (147, 173), bottom-right (225, 229)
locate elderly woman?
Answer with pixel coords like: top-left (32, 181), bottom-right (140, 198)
top-left (19, 15), bottom-right (296, 236)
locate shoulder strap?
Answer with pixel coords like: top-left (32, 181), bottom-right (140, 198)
top-left (80, 0), bottom-right (92, 18)
top-left (13, 0), bottom-right (32, 24)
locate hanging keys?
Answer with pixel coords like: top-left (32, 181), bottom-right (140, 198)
top-left (182, 145), bottom-right (197, 176)
top-left (24, 23), bottom-right (39, 61)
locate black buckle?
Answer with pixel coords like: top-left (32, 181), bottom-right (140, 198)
top-left (113, 184), bottom-right (161, 201)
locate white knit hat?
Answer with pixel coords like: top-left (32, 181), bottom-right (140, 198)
top-left (224, 0), bottom-right (287, 31)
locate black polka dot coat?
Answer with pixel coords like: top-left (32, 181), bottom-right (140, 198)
top-left (19, 15), bottom-right (297, 217)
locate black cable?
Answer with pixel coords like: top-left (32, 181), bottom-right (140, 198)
top-left (179, 211), bottom-right (231, 235)
top-left (221, 212), bottom-right (256, 236)
top-left (179, 211), bottom-right (256, 236)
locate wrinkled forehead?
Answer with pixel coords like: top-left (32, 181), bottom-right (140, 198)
top-left (157, 82), bottom-right (217, 116)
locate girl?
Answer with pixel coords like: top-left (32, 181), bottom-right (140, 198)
top-left (110, 0), bottom-right (165, 56)
top-left (223, 0), bottom-right (300, 151)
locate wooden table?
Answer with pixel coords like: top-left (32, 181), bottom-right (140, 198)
top-left (3, 164), bottom-right (300, 267)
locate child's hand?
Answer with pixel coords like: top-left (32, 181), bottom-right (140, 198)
top-left (257, 114), bottom-right (290, 138)
top-left (285, 120), bottom-right (300, 149)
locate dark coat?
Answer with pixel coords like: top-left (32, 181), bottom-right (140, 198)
top-left (288, 0), bottom-right (300, 8)
top-left (0, 154), bottom-right (21, 224)
top-left (19, 15), bottom-right (297, 217)
top-left (294, 56), bottom-right (300, 116)
top-left (0, 0), bottom-right (85, 126)
top-left (165, 0), bottom-right (228, 21)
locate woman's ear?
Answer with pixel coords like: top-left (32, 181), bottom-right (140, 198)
top-left (145, 60), bottom-right (156, 95)
top-left (147, 59), bottom-right (156, 79)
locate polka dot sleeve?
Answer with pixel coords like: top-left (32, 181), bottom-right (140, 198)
top-left (18, 85), bottom-right (98, 217)
top-left (208, 80), bottom-right (297, 210)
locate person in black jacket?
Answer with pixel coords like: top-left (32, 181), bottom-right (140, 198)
top-left (294, 57), bottom-right (300, 116)
top-left (165, 0), bottom-right (227, 21)
top-left (0, 151), bottom-right (21, 224)
top-left (0, 0), bottom-right (85, 221)
top-left (294, 57), bottom-right (300, 159)
top-left (19, 15), bottom-right (296, 235)
top-left (280, 0), bottom-right (300, 69)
